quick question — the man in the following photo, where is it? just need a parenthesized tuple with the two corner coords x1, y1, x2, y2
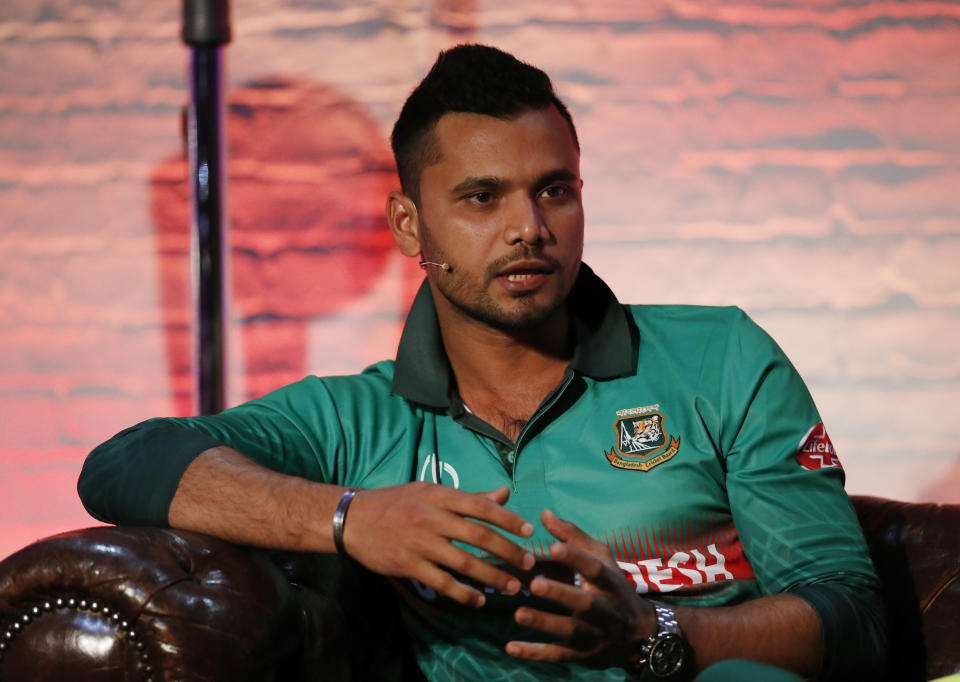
(80, 45, 885, 681)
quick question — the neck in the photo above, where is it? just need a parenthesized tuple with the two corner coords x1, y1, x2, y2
(443, 311, 571, 386)
(433, 294, 573, 440)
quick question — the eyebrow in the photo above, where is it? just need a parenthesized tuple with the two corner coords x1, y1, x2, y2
(451, 175, 508, 195)
(534, 169, 579, 188)
(451, 169, 579, 195)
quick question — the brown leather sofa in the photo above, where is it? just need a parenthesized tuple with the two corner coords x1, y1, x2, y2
(1, 495, 957, 681)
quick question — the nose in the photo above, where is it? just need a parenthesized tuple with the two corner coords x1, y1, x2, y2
(504, 196, 548, 245)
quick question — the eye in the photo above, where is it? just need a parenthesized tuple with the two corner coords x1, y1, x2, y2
(468, 191, 494, 205)
(539, 184, 572, 200)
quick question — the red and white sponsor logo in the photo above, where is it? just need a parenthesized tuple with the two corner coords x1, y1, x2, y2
(404, 521, 755, 604)
(617, 543, 740, 593)
(796, 422, 841, 470)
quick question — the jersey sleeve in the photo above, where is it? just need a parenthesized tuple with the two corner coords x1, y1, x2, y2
(79, 367, 416, 528)
(78, 419, 226, 526)
(718, 311, 886, 679)
(718, 310, 878, 595)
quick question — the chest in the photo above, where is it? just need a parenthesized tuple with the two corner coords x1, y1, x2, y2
(417, 379, 732, 545)
(400, 378, 757, 607)
(459, 379, 562, 443)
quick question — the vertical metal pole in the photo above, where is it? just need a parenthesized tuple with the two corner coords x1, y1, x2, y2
(182, 0, 231, 415)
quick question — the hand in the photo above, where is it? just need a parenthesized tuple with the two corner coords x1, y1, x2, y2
(342, 482, 535, 607)
(505, 509, 655, 669)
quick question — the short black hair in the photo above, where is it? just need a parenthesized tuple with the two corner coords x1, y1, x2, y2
(391, 44, 579, 204)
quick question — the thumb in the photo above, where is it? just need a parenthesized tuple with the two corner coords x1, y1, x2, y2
(481, 485, 511, 506)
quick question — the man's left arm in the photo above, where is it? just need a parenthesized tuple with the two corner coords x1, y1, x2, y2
(506, 510, 884, 679)
(506, 310, 887, 679)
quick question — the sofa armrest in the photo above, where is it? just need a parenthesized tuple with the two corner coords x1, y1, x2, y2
(850, 495, 960, 682)
(0, 526, 348, 681)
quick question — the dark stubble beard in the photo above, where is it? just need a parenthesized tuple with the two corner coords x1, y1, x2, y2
(427, 242, 570, 333)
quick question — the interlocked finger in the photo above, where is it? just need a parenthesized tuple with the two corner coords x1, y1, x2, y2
(548, 541, 623, 592)
(424, 540, 524, 596)
(440, 487, 535, 540)
(528, 575, 595, 612)
(444, 512, 535, 572)
(514, 606, 604, 648)
(505, 640, 589, 663)
(411, 561, 486, 607)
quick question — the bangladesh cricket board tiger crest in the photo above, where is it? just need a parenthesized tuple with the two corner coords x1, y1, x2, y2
(605, 404, 681, 471)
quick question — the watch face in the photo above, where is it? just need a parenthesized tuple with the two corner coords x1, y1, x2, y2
(648, 633, 686, 677)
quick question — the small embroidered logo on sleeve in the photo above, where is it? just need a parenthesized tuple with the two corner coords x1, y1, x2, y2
(796, 422, 842, 470)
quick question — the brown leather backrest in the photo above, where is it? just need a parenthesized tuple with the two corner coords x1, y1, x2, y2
(851, 495, 960, 682)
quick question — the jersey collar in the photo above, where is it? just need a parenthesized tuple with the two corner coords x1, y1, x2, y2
(391, 263, 638, 410)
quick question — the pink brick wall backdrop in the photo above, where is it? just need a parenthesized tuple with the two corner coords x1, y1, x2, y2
(1, 0, 958, 559)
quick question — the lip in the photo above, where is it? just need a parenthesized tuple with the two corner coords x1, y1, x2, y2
(494, 259, 554, 294)
(497, 259, 554, 276)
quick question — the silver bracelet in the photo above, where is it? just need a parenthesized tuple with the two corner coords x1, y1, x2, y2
(332, 488, 360, 557)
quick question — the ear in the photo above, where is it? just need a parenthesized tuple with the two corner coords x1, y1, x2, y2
(386, 190, 422, 258)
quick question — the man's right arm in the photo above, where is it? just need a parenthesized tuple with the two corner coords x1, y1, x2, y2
(170, 445, 535, 605)
(79, 423, 536, 607)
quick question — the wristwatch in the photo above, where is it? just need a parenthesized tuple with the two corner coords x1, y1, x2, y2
(630, 599, 689, 679)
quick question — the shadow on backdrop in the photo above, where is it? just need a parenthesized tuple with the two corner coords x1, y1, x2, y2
(149, 77, 423, 415)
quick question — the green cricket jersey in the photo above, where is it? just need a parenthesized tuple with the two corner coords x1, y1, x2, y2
(80, 265, 881, 681)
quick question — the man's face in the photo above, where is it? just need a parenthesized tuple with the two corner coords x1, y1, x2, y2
(415, 106, 584, 332)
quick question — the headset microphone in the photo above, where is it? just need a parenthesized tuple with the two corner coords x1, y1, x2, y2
(419, 261, 451, 272)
